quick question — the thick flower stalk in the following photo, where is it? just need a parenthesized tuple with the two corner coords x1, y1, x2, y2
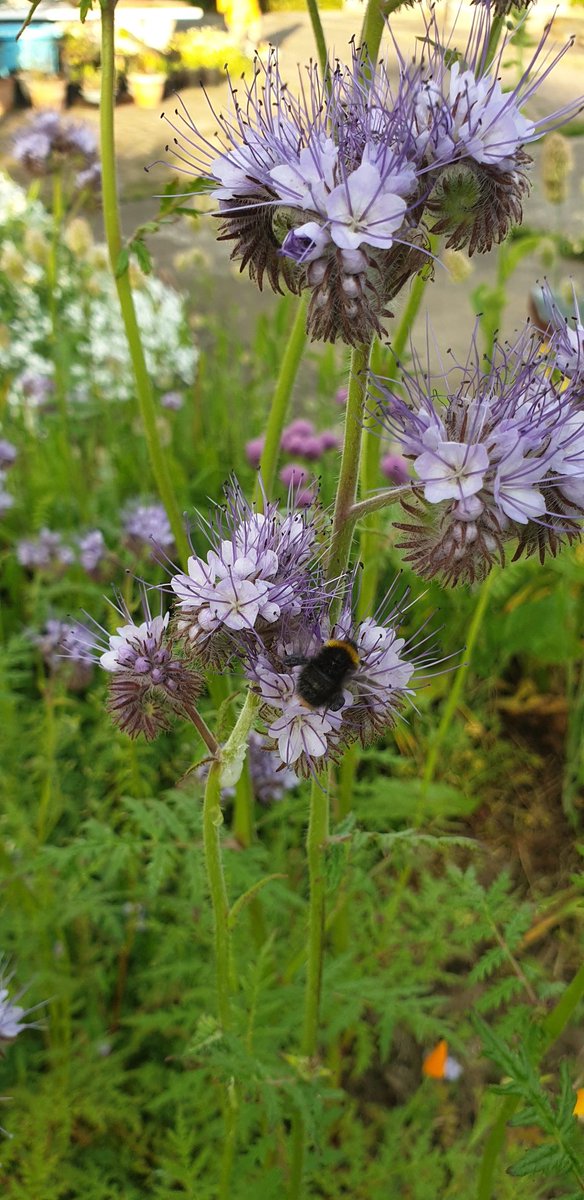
(170, 478, 325, 664)
(154, 10, 580, 345)
(374, 325, 584, 584)
(246, 584, 435, 778)
(78, 593, 203, 740)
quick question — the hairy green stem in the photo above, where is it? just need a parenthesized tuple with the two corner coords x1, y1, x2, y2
(202, 759, 231, 1033)
(477, 959, 584, 1199)
(360, 0, 404, 62)
(289, 773, 329, 1198)
(306, 0, 328, 76)
(99, 1, 189, 565)
(423, 569, 496, 788)
(254, 295, 308, 508)
(327, 341, 372, 588)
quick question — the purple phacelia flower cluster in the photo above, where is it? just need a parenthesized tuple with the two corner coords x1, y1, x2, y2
(0, 439, 17, 517)
(375, 323, 584, 584)
(12, 111, 101, 194)
(81, 594, 202, 740)
(123, 501, 174, 557)
(171, 479, 322, 665)
(17, 528, 108, 577)
(247, 588, 430, 777)
(535, 281, 584, 385)
(155, 9, 581, 344)
(75, 478, 439, 769)
(35, 619, 95, 691)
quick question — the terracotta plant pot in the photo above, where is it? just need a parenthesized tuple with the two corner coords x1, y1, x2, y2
(0, 75, 15, 118)
(126, 72, 166, 110)
(21, 74, 68, 110)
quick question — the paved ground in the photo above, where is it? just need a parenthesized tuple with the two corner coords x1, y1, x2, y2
(1, 6, 584, 358)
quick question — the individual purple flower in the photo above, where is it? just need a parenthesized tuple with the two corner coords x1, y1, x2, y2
(170, 478, 323, 665)
(279, 463, 309, 489)
(280, 419, 315, 453)
(318, 430, 340, 452)
(247, 586, 428, 777)
(77, 529, 107, 576)
(35, 619, 94, 691)
(0, 475, 14, 515)
(0, 440, 17, 469)
(408, 8, 582, 253)
(245, 435, 265, 469)
(17, 529, 75, 572)
(18, 371, 55, 408)
(123, 502, 174, 556)
(13, 111, 100, 186)
(0, 959, 44, 1047)
(374, 325, 584, 583)
(334, 387, 348, 406)
(79, 593, 202, 740)
(160, 390, 184, 411)
(154, 44, 430, 344)
(381, 451, 409, 485)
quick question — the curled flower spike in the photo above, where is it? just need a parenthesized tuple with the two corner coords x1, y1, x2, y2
(246, 583, 435, 778)
(170, 477, 325, 666)
(405, 8, 582, 253)
(153, 43, 432, 344)
(12, 111, 100, 188)
(373, 324, 584, 584)
(534, 280, 584, 385)
(122, 501, 175, 556)
(76, 592, 202, 740)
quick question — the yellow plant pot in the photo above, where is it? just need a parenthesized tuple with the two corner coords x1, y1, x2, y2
(22, 75, 68, 111)
(127, 72, 166, 110)
(0, 76, 16, 119)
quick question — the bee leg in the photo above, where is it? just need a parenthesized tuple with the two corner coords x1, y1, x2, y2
(283, 654, 310, 667)
(328, 693, 345, 713)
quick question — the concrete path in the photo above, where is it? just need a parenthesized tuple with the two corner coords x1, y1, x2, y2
(1, 5, 583, 360)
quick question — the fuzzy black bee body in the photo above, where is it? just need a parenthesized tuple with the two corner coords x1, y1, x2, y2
(292, 638, 360, 712)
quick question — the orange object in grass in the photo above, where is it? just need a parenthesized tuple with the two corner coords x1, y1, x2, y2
(574, 1088, 584, 1118)
(423, 1040, 448, 1079)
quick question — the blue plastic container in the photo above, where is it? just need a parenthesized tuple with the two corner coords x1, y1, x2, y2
(0, 22, 60, 77)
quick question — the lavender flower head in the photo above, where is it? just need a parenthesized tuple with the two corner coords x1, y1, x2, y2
(13, 111, 100, 189)
(123, 502, 174, 556)
(17, 529, 75, 572)
(155, 43, 431, 344)
(170, 478, 323, 666)
(154, 11, 581, 342)
(77, 529, 107, 576)
(79, 593, 202, 740)
(375, 324, 584, 584)
(35, 619, 94, 691)
(0, 440, 17, 469)
(0, 959, 43, 1046)
(247, 584, 429, 777)
(535, 281, 584, 384)
(407, 9, 582, 254)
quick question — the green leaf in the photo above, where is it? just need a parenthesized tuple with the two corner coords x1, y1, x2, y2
(354, 776, 479, 821)
(134, 240, 153, 275)
(228, 873, 287, 929)
(79, 0, 94, 20)
(115, 246, 130, 278)
(507, 1142, 572, 1177)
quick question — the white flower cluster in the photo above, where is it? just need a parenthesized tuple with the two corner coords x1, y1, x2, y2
(0, 170, 198, 406)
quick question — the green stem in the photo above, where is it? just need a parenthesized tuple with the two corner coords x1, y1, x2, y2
(423, 569, 496, 788)
(360, 0, 404, 63)
(254, 295, 308, 509)
(306, 0, 328, 76)
(477, 959, 584, 1200)
(484, 13, 505, 71)
(358, 267, 431, 618)
(99, 2, 189, 566)
(327, 341, 372, 589)
(289, 773, 329, 1198)
(202, 759, 231, 1032)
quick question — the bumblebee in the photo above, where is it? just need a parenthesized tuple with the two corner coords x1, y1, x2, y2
(286, 638, 360, 712)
